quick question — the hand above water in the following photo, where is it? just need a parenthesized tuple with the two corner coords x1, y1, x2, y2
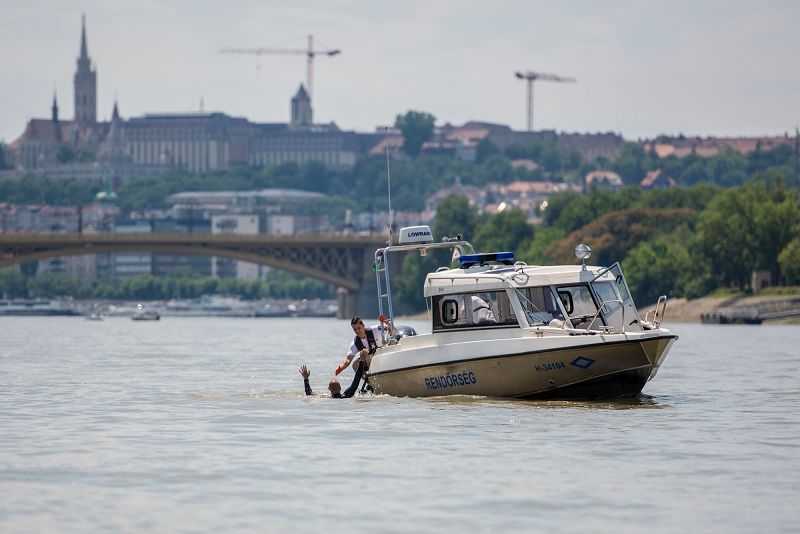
(298, 365, 310, 379)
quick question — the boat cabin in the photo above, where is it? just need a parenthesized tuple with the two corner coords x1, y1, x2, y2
(424, 253, 643, 334)
(374, 227, 650, 339)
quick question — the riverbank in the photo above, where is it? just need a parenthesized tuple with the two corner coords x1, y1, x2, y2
(642, 290, 800, 324)
(0, 296, 338, 318)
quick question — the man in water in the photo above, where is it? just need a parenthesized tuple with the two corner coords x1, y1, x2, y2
(334, 315, 394, 376)
(299, 361, 366, 398)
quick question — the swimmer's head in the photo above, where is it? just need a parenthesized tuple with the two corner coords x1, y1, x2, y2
(328, 379, 342, 396)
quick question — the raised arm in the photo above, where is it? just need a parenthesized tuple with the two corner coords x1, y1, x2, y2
(341, 362, 366, 398)
(299, 365, 313, 396)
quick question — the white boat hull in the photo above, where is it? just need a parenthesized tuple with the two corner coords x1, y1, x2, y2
(367, 329, 676, 399)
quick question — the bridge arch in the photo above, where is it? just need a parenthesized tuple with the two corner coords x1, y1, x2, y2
(8, 243, 360, 289)
(0, 233, 386, 315)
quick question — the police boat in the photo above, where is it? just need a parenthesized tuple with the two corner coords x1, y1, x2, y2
(365, 226, 677, 399)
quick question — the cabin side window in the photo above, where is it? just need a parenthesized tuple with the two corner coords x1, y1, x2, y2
(433, 290, 519, 331)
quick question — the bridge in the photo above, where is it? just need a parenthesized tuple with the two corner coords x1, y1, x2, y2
(0, 233, 388, 319)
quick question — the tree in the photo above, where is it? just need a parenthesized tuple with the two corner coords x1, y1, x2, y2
(475, 138, 499, 163)
(20, 261, 38, 278)
(749, 178, 800, 280)
(623, 239, 680, 305)
(697, 179, 800, 289)
(394, 253, 435, 313)
(779, 238, 800, 285)
(611, 143, 649, 185)
(433, 195, 479, 242)
(623, 235, 715, 304)
(473, 208, 533, 253)
(697, 185, 754, 290)
(395, 111, 435, 158)
(545, 207, 697, 266)
(518, 226, 565, 265)
(0, 268, 27, 298)
(0, 143, 9, 170)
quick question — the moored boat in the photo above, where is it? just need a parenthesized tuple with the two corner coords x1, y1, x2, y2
(132, 304, 160, 321)
(366, 227, 676, 400)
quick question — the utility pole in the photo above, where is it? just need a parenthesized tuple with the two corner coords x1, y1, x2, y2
(514, 70, 576, 131)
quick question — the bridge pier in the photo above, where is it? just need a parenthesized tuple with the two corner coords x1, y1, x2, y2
(336, 280, 379, 320)
(336, 288, 356, 320)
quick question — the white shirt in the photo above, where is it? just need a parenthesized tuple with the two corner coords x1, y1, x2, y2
(470, 296, 496, 324)
(346, 326, 384, 359)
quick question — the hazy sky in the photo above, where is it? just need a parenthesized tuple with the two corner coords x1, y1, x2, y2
(2, 0, 798, 143)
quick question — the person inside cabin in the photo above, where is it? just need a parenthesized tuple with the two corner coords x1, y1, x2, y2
(334, 315, 394, 376)
(299, 361, 366, 398)
(470, 295, 497, 324)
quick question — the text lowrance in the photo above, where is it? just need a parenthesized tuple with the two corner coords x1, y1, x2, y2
(425, 371, 477, 391)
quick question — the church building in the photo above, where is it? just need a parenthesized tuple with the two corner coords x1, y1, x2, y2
(9, 16, 377, 177)
(11, 16, 113, 170)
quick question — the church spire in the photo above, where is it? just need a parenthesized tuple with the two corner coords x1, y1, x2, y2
(74, 14, 97, 125)
(80, 14, 89, 61)
(112, 100, 120, 121)
(51, 91, 59, 123)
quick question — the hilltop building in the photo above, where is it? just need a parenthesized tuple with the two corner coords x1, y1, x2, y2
(437, 122, 626, 162)
(640, 169, 677, 190)
(9, 16, 638, 180)
(369, 122, 626, 163)
(585, 170, 624, 191)
(11, 15, 108, 170)
(8, 18, 379, 177)
(291, 84, 313, 127)
(642, 135, 795, 159)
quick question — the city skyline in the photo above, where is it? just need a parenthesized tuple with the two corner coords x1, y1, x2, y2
(1, 0, 798, 143)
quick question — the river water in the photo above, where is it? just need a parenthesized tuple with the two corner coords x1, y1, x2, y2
(0, 317, 798, 533)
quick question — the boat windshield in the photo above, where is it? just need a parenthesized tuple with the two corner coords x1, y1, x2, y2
(555, 284, 602, 329)
(432, 290, 519, 331)
(591, 263, 642, 332)
(517, 286, 567, 327)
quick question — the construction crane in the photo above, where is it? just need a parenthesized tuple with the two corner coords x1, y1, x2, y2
(514, 71, 576, 131)
(220, 35, 340, 101)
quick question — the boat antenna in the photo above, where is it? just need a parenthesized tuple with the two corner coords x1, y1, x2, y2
(385, 143, 394, 244)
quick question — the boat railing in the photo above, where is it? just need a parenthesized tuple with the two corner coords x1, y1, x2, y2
(374, 239, 473, 338)
(644, 295, 668, 328)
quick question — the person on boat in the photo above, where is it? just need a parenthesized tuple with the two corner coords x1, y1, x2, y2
(334, 315, 394, 376)
(469, 295, 496, 324)
(299, 362, 366, 398)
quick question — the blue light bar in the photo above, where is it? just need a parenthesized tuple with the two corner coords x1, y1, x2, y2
(459, 252, 515, 268)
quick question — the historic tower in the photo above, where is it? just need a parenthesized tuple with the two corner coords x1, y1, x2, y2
(51, 92, 62, 142)
(51, 92, 59, 123)
(73, 15, 97, 125)
(290, 84, 313, 127)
